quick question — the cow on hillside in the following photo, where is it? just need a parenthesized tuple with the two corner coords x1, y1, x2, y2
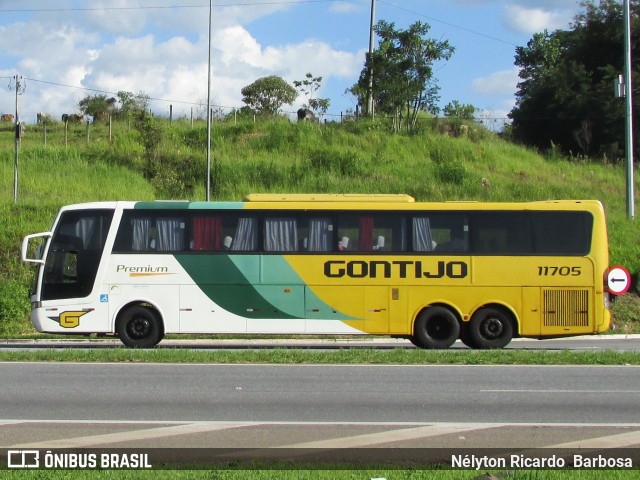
(297, 108, 317, 122)
(37, 112, 52, 124)
(62, 113, 83, 123)
(1, 113, 14, 122)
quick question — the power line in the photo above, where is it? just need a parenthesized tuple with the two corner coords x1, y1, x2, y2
(2, 0, 517, 48)
(377, 0, 518, 47)
(0, 0, 333, 13)
(26, 77, 207, 108)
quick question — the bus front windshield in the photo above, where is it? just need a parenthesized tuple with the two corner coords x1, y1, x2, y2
(41, 210, 114, 301)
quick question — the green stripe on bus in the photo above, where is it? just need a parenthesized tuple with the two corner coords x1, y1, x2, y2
(174, 254, 356, 320)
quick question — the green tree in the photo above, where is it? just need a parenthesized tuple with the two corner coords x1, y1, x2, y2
(444, 100, 476, 120)
(78, 94, 117, 121)
(134, 112, 164, 178)
(241, 76, 297, 116)
(509, 0, 640, 159)
(117, 90, 150, 119)
(293, 72, 331, 117)
(351, 20, 454, 131)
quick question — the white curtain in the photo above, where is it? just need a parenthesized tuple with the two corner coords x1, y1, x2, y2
(264, 218, 298, 251)
(156, 218, 185, 251)
(131, 218, 152, 251)
(308, 218, 331, 252)
(231, 217, 258, 251)
(413, 217, 433, 252)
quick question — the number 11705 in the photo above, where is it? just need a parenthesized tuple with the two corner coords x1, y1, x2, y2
(538, 266, 581, 276)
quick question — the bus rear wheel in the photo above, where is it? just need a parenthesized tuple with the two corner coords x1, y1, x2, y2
(412, 306, 460, 349)
(116, 306, 164, 348)
(467, 307, 513, 349)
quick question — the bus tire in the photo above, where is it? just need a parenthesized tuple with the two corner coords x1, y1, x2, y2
(468, 307, 513, 349)
(116, 306, 164, 348)
(459, 325, 479, 349)
(412, 306, 460, 349)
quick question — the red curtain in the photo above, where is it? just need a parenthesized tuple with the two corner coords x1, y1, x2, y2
(192, 216, 222, 250)
(358, 216, 374, 251)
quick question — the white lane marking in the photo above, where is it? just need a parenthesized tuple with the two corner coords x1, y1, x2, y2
(278, 424, 499, 449)
(545, 430, 640, 449)
(7, 422, 255, 449)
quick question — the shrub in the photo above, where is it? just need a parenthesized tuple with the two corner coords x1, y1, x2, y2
(431, 147, 467, 185)
(307, 149, 363, 176)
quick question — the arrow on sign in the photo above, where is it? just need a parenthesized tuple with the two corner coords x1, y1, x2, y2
(607, 265, 631, 295)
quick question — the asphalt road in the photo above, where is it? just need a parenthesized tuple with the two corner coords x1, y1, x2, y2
(2, 363, 639, 424)
(2, 362, 640, 462)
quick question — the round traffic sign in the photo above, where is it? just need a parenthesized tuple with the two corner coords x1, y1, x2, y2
(607, 265, 631, 295)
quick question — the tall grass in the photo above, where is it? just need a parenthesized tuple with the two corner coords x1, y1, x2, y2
(1, 117, 639, 333)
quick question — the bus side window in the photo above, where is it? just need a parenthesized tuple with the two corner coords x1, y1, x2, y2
(415, 215, 468, 253)
(533, 212, 592, 254)
(337, 214, 371, 252)
(471, 212, 530, 254)
(413, 217, 435, 251)
(297, 217, 332, 252)
(338, 214, 406, 252)
(264, 217, 298, 251)
(228, 216, 258, 251)
(114, 213, 186, 252)
(155, 218, 185, 251)
(192, 216, 223, 251)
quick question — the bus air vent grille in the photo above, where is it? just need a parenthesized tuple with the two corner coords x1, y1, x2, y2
(543, 289, 590, 327)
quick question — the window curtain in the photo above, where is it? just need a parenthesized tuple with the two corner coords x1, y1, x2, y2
(308, 218, 331, 252)
(358, 216, 374, 251)
(156, 218, 185, 251)
(131, 218, 152, 251)
(413, 217, 433, 251)
(193, 216, 222, 251)
(70, 217, 96, 249)
(264, 218, 298, 251)
(231, 217, 258, 251)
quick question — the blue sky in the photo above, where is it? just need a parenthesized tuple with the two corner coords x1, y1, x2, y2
(0, 0, 583, 126)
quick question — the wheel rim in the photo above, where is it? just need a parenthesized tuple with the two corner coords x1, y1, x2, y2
(127, 317, 151, 339)
(480, 316, 504, 339)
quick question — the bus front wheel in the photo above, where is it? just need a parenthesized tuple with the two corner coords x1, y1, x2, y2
(116, 306, 164, 348)
(467, 307, 513, 349)
(412, 306, 460, 349)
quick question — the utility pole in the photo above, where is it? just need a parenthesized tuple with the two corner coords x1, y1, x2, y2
(11, 74, 25, 203)
(367, 0, 375, 118)
(205, 0, 213, 201)
(623, 0, 635, 219)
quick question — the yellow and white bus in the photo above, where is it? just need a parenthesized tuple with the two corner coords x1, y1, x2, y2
(21, 194, 611, 348)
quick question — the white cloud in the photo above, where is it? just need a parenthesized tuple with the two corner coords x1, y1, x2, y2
(472, 67, 519, 96)
(503, 4, 574, 34)
(1, 13, 360, 121)
(329, 2, 361, 14)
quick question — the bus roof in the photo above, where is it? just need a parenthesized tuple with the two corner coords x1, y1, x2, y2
(58, 198, 605, 214)
(243, 194, 415, 203)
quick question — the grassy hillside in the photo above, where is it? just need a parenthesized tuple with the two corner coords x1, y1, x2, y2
(1, 117, 638, 335)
